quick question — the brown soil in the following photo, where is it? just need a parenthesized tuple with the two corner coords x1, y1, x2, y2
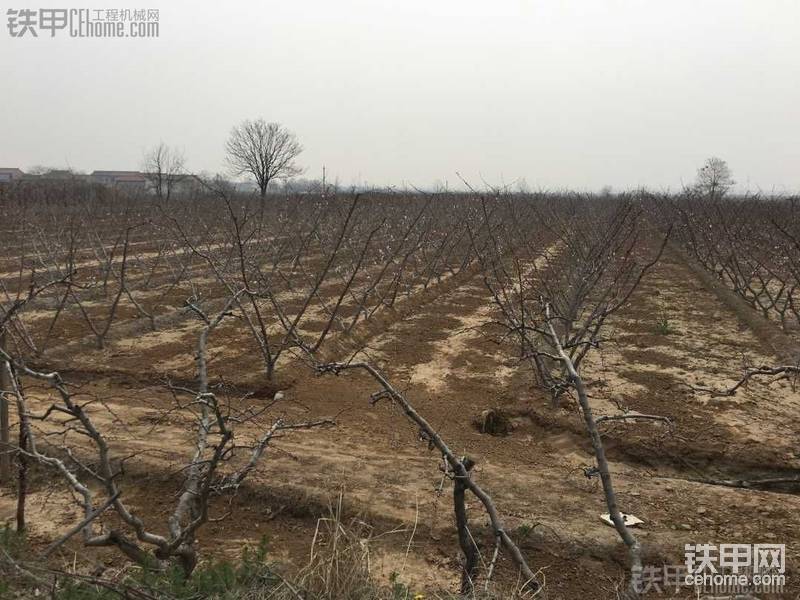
(2, 246, 799, 599)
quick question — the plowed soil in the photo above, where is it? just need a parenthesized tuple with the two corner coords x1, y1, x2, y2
(2, 245, 799, 599)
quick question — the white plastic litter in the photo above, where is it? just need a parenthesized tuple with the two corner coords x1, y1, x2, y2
(600, 513, 643, 528)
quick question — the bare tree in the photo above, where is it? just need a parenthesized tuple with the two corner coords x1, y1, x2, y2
(315, 360, 540, 594)
(143, 143, 186, 203)
(1, 266, 74, 483)
(225, 119, 303, 199)
(0, 291, 334, 576)
(539, 305, 644, 598)
(694, 156, 734, 199)
(0, 331, 9, 483)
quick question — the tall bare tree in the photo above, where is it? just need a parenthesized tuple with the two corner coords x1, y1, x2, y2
(225, 119, 303, 199)
(143, 143, 186, 203)
(694, 156, 734, 199)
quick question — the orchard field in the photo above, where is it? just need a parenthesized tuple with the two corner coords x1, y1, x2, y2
(1, 182, 799, 599)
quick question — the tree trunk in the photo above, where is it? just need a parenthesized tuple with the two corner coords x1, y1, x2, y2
(0, 331, 10, 484)
(259, 181, 268, 221)
(454, 457, 479, 594)
(571, 364, 642, 597)
(266, 358, 275, 381)
(16, 413, 27, 532)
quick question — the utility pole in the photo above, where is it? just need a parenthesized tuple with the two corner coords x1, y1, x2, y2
(322, 165, 326, 198)
(0, 330, 10, 483)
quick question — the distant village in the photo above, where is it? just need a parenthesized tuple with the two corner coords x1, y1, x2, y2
(0, 167, 224, 195)
(0, 167, 333, 196)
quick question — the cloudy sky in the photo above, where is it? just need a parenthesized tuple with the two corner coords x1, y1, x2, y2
(1, 0, 798, 192)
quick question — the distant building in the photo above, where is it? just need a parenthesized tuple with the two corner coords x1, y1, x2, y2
(37, 169, 80, 181)
(91, 170, 147, 189)
(166, 173, 207, 196)
(2, 168, 215, 196)
(0, 168, 25, 183)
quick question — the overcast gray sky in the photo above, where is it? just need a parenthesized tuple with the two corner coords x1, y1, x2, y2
(2, 0, 798, 192)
